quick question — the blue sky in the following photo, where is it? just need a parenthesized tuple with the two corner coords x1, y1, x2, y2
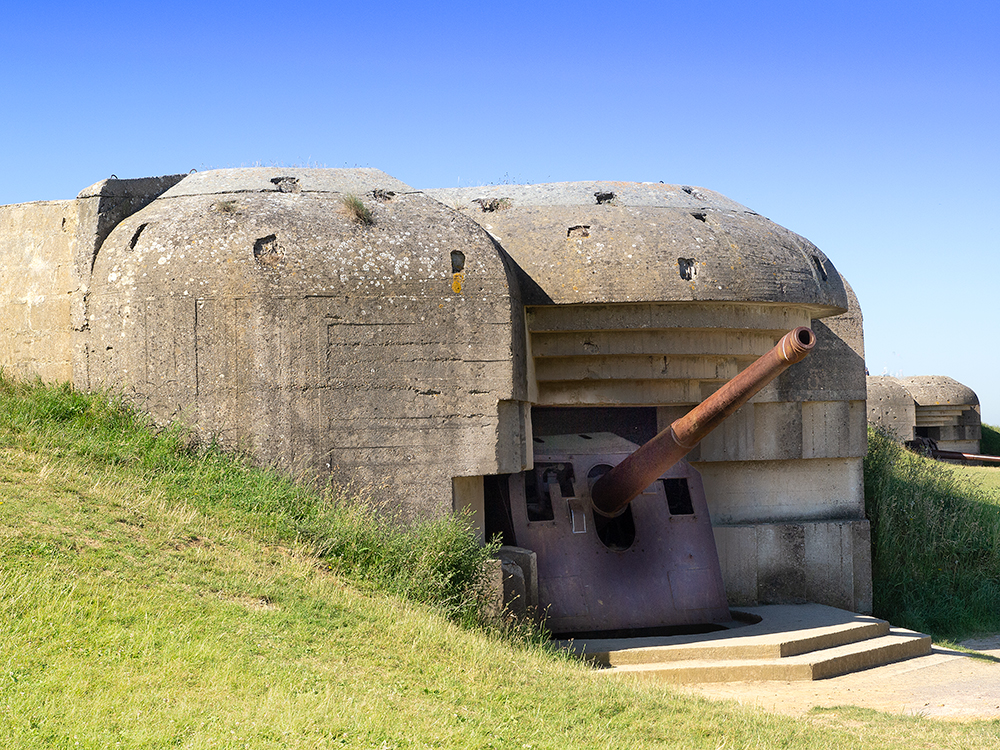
(3, 1, 998, 419)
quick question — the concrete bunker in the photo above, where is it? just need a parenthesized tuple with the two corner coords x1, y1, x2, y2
(1, 169, 871, 635)
(900, 376, 982, 454)
(867, 375, 982, 454)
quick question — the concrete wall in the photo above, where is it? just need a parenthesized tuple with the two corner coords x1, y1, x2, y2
(0, 201, 78, 381)
(0, 175, 186, 384)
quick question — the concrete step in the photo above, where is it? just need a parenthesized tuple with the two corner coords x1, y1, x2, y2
(562, 604, 934, 683)
(604, 628, 932, 683)
(579, 615, 888, 667)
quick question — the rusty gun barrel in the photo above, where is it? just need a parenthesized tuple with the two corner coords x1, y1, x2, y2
(590, 326, 817, 518)
(905, 438, 1000, 465)
(934, 450, 1000, 464)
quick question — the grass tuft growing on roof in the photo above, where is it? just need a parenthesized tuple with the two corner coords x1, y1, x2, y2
(341, 192, 374, 225)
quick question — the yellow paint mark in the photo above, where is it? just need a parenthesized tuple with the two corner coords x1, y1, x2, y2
(452, 271, 464, 294)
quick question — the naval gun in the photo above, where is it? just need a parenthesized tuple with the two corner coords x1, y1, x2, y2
(508, 327, 817, 636)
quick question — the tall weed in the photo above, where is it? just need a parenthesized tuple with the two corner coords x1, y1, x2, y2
(981, 423, 1000, 457)
(865, 427, 1000, 637)
(308, 492, 499, 627)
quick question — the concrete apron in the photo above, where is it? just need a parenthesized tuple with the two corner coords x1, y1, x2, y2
(565, 604, 1000, 720)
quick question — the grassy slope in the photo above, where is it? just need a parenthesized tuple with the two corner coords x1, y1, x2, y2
(980, 424, 1000, 457)
(951, 463, 1000, 494)
(865, 428, 1000, 637)
(2, 383, 1000, 748)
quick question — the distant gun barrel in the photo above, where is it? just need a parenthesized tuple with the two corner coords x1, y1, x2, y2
(905, 438, 1000, 465)
(935, 450, 1000, 464)
(590, 326, 817, 518)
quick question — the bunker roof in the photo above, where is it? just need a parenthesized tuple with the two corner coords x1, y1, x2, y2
(425, 181, 849, 315)
(88, 168, 517, 305)
(899, 376, 980, 407)
(155, 167, 414, 198)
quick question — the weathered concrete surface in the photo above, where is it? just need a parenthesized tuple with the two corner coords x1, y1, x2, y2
(714, 520, 871, 611)
(789, 278, 866, 405)
(496, 545, 538, 617)
(901, 375, 981, 409)
(574, 604, 890, 665)
(436, 181, 868, 613)
(578, 604, 930, 682)
(74, 174, 186, 280)
(83, 168, 530, 519)
(867, 375, 918, 441)
(0, 175, 185, 384)
(527, 302, 818, 407)
(0, 201, 78, 381)
(575, 606, 1000, 721)
(698, 458, 864, 524)
(71, 175, 188, 380)
(155, 167, 412, 198)
(427, 182, 848, 312)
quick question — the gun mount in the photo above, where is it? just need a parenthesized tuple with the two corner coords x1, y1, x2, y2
(508, 327, 817, 636)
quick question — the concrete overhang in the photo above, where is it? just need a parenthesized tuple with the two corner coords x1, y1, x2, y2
(899, 376, 980, 407)
(425, 182, 848, 317)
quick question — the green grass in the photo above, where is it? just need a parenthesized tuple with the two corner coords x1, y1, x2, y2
(865, 427, 1000, 637)
(0, 378, 501, 631)
(981, 423, 1000, 457)
(341, 193, 374, 225)
(2, 380, 1000, 747)
(951, 462, 1000, 494)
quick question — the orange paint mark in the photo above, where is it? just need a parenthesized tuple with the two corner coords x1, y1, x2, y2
(452, 271, 464, 294)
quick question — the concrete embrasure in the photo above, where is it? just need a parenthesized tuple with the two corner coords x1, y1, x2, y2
(521, 291, 870, 613)
(867, 375, 983, 450)
(445, 180, 869, 614)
